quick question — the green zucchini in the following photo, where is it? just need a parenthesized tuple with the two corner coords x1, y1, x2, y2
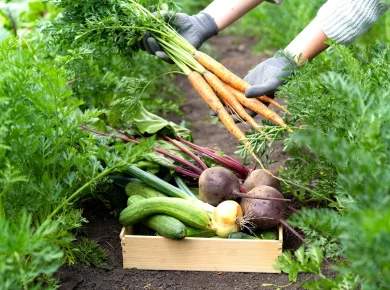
(127, 195, 145, 207)
(186, 226, 216, 238)
(126, 165, 190, 199)
(142, 215, 187, 240)
(120, 197, 210, 229)
(228, 232, 258, 240)
(127, 195, 187, 239)
(125, 181, 167, 198)
(260, 231, 278, 240)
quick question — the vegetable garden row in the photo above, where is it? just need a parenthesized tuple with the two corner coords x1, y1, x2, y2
(1, 0, 390, 289)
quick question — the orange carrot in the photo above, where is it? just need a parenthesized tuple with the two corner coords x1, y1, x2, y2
(187, 71, 253, 150)
(230, 87, 289, 129)
(194, 51, 290, 114)
(258, 95, 291, 115)
(202, 71, 269, 138)
(194, 51, 250, 92)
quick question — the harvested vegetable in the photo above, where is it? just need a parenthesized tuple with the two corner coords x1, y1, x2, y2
(227, 232, 258, 240)
(240, 185, 287, 230)
(243, 169, 282, 192)
(199, 167, 289, 206)
(125, 180, 168, 198)
(127, 195, 187, 240)
(185, 226, 216, 238)
(123, 1, 290, 142)
(210, 200, 243, 238)
(119, 197, 210, 229)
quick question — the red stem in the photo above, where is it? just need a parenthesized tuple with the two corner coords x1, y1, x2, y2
(154, 146, 203, 174)
(80, 126, 202, 174)
(163, 135, 208, 171)
(174, 167, 200, 179)
(176, 136, 249, 176)
(279, 219, 332, 266)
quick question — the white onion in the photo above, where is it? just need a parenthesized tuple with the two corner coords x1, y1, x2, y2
(211, 200, 243, 238)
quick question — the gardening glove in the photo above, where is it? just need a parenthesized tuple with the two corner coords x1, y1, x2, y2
(244, 52, 298, 98)
(138, 11, 218, 63)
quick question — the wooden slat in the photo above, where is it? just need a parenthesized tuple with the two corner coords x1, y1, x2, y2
(120, 226, 283, 273)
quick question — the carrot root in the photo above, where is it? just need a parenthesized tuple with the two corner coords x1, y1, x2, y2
(202, 71, 270, 140)
(258, 95, 292, 115)
(230, 87, 290, 129)
(194, 51, 250, 92)
(187, 71, 252, 151)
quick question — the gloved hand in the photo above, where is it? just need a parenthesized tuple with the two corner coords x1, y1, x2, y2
(209, 52, 297, 123)
(244, 52, 298, 98)
(138, 11, 218, 63)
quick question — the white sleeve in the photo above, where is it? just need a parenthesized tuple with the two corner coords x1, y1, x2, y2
(317, 0, 389, 44)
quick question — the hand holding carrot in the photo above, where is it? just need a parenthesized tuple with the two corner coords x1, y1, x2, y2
(138, 11, 218, 63)
(244, 52, 298, 98)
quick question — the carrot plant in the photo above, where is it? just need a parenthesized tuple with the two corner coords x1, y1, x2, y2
(44, 0, 291, 159)
(0, 0, 185, 124)
(0, 35, 157, 288)
(261, 42, 390, 288)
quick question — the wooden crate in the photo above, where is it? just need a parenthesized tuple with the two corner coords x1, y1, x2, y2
(119, 225, 283, 273)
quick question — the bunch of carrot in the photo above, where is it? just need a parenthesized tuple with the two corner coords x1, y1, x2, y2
(128, 1, 291, 153)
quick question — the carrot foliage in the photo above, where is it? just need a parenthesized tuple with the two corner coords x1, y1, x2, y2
(270, 42, 390, 288)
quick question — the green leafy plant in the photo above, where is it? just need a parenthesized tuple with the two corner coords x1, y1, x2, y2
(43, 0, 185, 122)
(265, 42, 390, 288)
(0, 34, 154, 287)
(276, 246, 324, 283)
(0, 212, 63, 290)
(73, 237, 109, 266)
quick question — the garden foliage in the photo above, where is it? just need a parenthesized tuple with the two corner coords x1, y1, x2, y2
(274, 42, 390, 289)
(1, 0, 390, 289)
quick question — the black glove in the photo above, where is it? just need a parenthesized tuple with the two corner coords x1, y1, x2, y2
(138, 11, 218, 63)
(244, 52, 298, 98)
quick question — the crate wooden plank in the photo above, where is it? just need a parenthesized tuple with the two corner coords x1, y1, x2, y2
(120, 226, 283, 273)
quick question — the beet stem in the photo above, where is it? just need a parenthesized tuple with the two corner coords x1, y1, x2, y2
(173, 167, 200, 179)
(279, 219, 332, 267)
(155, 146, 203, 174)
(287, 205, 300, 214)
(80, 126, 203, 175)
(240, 185, 248, 193)
(235, 192, 290, 202)
(176, 136, 249, 176)
(280, 219, 306, 244)
(163, 135, 208, 171)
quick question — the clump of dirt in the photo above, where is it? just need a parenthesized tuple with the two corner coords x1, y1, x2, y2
(56, 36, 327, 290)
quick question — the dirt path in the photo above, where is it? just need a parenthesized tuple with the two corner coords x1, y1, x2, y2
(56, 36, 320, 290)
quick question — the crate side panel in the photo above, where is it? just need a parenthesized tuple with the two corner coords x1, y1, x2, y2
(122, 236, 281, 273)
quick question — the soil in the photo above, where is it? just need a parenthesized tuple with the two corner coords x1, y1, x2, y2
(56, 36, 331, 290)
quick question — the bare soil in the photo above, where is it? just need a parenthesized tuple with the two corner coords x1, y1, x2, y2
(56, 36, 331, 290)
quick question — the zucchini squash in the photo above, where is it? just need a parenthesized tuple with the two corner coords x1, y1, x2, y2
(127, 195, 187, 239)
(120, 197, 210, 228)
(186, 226, 216, 238)
(125, 181, 167, 198)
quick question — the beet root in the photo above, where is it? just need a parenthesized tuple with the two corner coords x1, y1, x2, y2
(243, 169, 282, 192)
(240, 185, 286, 230)
(198, 167, 241, 206)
